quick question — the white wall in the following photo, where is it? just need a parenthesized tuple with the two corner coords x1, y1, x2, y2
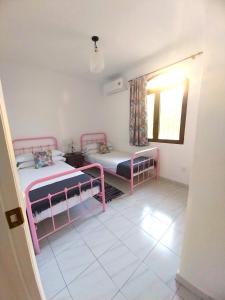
(0, 51, 203, 185)
(102, 48, 204, 185)
(0, 63, 103, 151)
(178, 1, 225, 299)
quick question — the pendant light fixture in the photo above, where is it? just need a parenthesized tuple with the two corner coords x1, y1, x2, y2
(90, 36, 104, 73)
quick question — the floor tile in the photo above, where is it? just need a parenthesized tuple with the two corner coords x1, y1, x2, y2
(48, 225, 84, 256)
(83, 197, 103, 211)
(167, 276, 180, 292)
(160, 226, 184, 256)
(112, 291, 127, 300)
(135, 194, 160, 209)
(122, 227, 157, 259)
(56, 242, 96, 284)
(121, 263, 174, 300)
(81, 226, 118, 257)
(97, 206, 120, 223)
(74, 216, 102, 235)
(170, 188, 188, 202)
(38, 258, 66, 299)
(98, 241, 140, 289)
(168, 193, 187, 206)
(51, 288, 72, 300)
(156, 197, 185, 216)
(172, 295, 184, 300)
(36, 239, 54, 268)
(104, 214, 134, 239)
(36, 179, 188, 300)
(120, 204, 150, 224)
(69, 201, 92, 220)
(109, 196, 137, 212)
(139, 213, 170, 240)
(68, 261, 118, 300)
(144, 243, 180, 284)
(37, 218, 54, 237)
(150, 208, 175, 225)
(145, 181, 177, 197)
(172, 212, 186, 233)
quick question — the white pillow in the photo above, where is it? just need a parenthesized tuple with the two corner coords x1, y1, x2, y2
(52, 149, 65, 157)
(17, 160, 34, 169)
(16, 153, 33, 163)
(84, 143, 98, 154)
(16, 150, 64, 163)
(53, 156, 66, 162)
(17, 155, 65, 170)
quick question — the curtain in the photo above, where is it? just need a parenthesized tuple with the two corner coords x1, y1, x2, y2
(129, 77, 149, 146)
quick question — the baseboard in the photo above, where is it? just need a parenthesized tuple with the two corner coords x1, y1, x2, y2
(176, 272, 216, 300)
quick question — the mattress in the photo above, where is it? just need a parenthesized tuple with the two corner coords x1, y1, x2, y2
(18, 161, 99, 223)
(85, 151, 131, 173)
(85, 151, 155, 179)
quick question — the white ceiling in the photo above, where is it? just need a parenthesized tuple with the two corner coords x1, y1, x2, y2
(0, 0, 204, 80)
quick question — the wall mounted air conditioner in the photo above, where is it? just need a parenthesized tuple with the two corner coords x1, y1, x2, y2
(103, 77, 127, 95)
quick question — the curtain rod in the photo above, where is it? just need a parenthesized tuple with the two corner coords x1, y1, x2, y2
(128, 51, 203, 82)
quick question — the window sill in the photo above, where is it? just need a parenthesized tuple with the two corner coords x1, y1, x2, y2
(148, 139, 184, 145)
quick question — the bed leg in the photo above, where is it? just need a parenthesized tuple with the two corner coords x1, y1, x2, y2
(156, 148, 160, 180)
(100, 167, 106, 212)
(130, 178, 134, 194)
(26, 207, 40, 255)
(130, 155, 134, 194)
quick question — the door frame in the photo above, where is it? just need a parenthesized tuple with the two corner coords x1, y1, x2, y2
(0, 80, 45, 300)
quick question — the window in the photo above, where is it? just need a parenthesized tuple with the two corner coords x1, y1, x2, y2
(146, 71, 189, 144)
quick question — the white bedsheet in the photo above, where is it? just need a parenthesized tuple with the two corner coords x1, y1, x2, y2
(18, 161, 83, 191)
(85, 151, 131, 173)
(18, 161, 99, 223)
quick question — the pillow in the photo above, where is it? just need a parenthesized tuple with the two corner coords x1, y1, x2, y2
(53, 156, 66, 162)
(84, 143, 98, 154)
(17, 160, 35, 169)
(16, 152, 33, 164)
(16, 155, 64, 169)
(98, 143, 110, 154)
(51, 149, 65, 157)
(34, 150, 54, 169)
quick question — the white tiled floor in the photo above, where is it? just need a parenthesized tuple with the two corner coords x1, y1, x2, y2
(36, 177, 203, 300)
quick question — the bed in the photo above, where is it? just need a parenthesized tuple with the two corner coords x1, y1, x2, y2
(80, 132, 159, 192)
(13, 136, 106, 255)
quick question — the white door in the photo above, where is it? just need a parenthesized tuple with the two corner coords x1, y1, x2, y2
(0, 80, 45, 300)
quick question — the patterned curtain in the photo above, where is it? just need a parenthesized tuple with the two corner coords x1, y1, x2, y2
(129, 77, 149, 146)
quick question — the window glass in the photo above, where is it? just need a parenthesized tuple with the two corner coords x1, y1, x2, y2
(147, 93, 155, 139)
(158, 84, 184, 140)
(146, 71, 188, 144)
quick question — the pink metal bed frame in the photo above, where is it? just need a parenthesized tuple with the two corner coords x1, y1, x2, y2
(80, 132, 160, 193)
(13, 136, 106, 255)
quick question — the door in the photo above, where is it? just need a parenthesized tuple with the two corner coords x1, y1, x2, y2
(0, 80, 45, 300)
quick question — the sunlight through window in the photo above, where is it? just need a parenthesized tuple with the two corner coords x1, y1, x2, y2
(146, 69, 188, 143)
(146, 69, 185, 90)
(147, 94, 155, 139)
(159, 84, 184, 140)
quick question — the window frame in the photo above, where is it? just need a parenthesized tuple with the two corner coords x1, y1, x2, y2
(147, 78, 189, 144)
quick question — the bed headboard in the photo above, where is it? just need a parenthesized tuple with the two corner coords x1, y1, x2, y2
(13, 136, 58, 155)
(80, 132, 107, 151)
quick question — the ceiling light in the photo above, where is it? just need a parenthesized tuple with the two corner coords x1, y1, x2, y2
(90, 36, 104, 73)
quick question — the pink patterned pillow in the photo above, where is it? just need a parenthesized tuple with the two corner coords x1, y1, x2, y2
(33, 150, 54, 169)
(98, 143, 110, 154)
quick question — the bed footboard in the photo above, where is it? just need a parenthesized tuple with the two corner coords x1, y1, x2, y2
(25, 163, 105, 255)
(130, 147, 159, 193)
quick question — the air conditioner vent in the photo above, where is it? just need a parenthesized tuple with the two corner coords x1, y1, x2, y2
(103, 77, 127, 95)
